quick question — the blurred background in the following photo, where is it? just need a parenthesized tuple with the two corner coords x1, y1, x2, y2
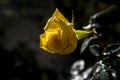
(0, 0, 120, 80)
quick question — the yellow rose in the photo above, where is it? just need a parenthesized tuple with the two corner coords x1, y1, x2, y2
(40, 8, 77, 55)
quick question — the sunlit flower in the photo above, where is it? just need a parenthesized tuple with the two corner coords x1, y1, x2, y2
(40, 8, 77, 54)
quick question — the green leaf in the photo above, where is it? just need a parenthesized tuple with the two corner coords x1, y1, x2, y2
(75, 30, 91, 40)
(80, 36, 93, 53)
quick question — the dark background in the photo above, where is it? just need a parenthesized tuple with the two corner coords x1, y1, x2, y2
(0, 0, 120, 80)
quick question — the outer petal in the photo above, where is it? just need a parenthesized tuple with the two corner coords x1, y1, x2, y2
(53, 8, 68, 22)
(40, 33, 47, 51)
(44, 8, 68, 31)
(44, 17, 61, 31)
(61, 24, 77, 54)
